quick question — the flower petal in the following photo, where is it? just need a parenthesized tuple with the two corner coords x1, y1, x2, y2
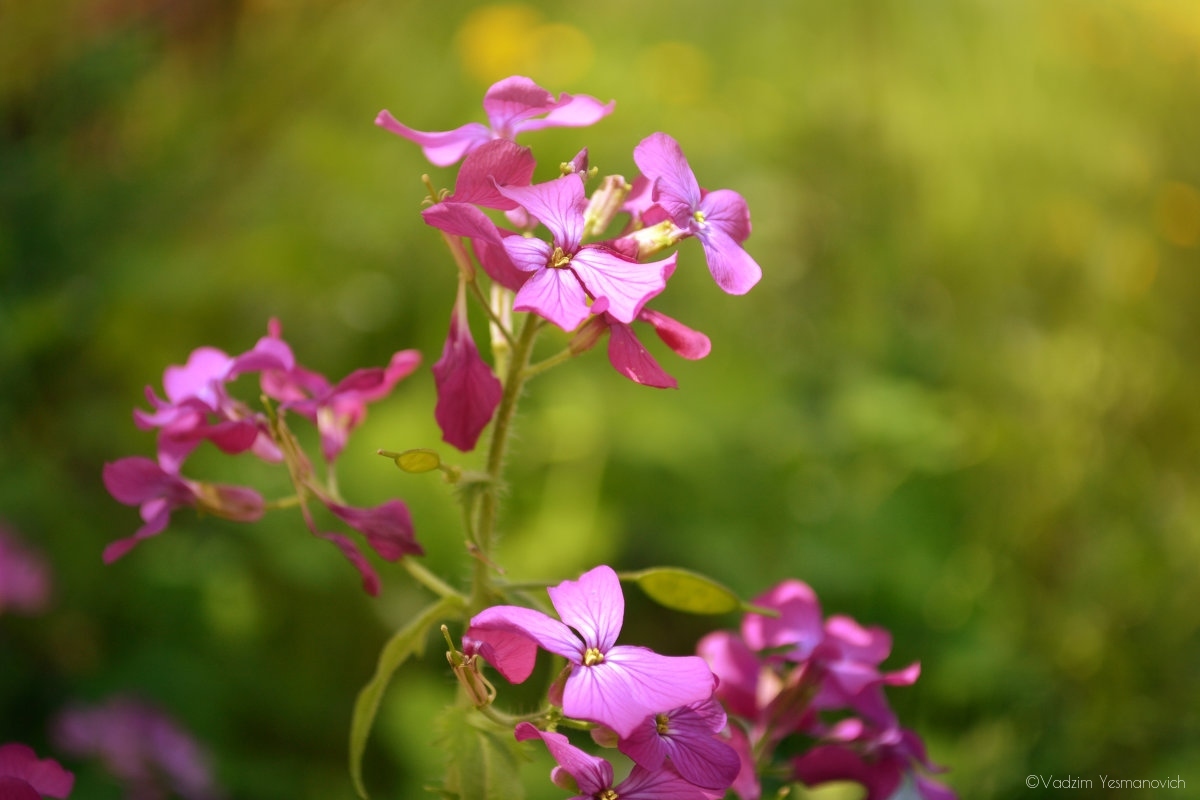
(374, 110, 491, 167)
(632, 133, 702, 226)
(514, 723, 613, 797)
(511, 266, 591, 331)
(432, 294, 502, 451)
(607, 321, 677, 389)
(546, 564, 624, 650)
(570, 247, 673, 324)
(696, 227, 762, 295)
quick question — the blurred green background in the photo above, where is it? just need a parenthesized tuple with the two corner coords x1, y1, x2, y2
(3, 0, 1199, 797)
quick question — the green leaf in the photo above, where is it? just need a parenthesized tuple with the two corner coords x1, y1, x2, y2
(628, 566, 743, 615)
(435, 705, 526, 800)
(350, 595, 463, 799)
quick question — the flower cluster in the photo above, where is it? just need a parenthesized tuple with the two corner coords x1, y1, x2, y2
(103, 320, 421, 594)
(51, 696, 221, 800)
(467, 565, 741, 797)
(698, 580, 956, 800)
(377, 75, 761, 451)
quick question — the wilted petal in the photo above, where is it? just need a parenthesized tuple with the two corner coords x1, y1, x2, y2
(318, 531, 380, 596)
(327, 499, 422, 561)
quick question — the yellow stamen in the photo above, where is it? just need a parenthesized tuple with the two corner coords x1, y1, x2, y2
(583, 647, 605, 666)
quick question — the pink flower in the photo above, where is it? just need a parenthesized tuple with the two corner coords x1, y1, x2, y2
(432, 285, 502, 452)
(468, 565, 716, 737)
(792, 720, 956, 800)
(101, 457, 264, 564)
(0, 742, 74, 799)
(376, 75, 613, 167)
(52, 696, 221, 800)
(261, 321, 420, 463)
(600, 307, 712, 389)
(514, 723, 723, 800)
(612, 697, 740, 791)
(134, 336, 293, 472)
(0, 524, 52, 616)
(497, 176, 675, 331)
(633, 132, 762, 295)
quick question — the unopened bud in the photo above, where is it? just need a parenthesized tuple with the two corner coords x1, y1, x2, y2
(614, 220, 686, 259)
(443, 625, 496, 708)
(583, 175, 632, 240)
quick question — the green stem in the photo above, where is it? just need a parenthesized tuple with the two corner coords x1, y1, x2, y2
(403, 558, 465, 601)
(522, 346, 576, 381)
(469, 313, 542, 609)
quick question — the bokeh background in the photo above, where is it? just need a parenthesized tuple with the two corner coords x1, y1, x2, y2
(3, 0, 1199, 797)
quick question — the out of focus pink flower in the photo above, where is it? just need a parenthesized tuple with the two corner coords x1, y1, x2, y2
(51, 697, 221, 800)
(0, 742, 74, 799)
(0, 524, 52, 616)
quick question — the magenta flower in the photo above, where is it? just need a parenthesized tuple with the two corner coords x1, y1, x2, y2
(432, 285, 502, 452)
(134, 336, 293, 472)
(468, 565, 716, 737)
(497, 176, 676, 331)
(632, 132, 762, 295)
(51, 696, 221, 800)
(603, 307, 711, 389)
(613, 697, 740, 791)
(792, 720, 956, 800)
(514, 723, 723, 800)
(0, 742, 74, 799)
(0, 524, 52, 616)
(102, 457, 264, 564)
(261, 321, 420, 463)
(376, 75, 613, 167)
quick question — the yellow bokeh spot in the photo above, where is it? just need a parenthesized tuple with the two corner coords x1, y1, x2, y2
(1155, 180, 1200, 248)
(636, 41, 712, 107)
(455, 4, 592, 87)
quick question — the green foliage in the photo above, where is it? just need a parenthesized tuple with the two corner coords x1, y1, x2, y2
(627, 567, 743, 615)
(350, 595, 463, 799)
(433, 705, 527, 800)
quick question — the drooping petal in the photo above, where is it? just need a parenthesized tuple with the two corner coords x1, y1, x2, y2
(432, 291, 502, 451)
(317, 531, 380, 596)
(514, 723, 613, 798)
(618, 699, 739, 790)
(327, 499, 422, 561)
(695, 226, 762, 295)
(569, 247, 674, 324)
(545, 564, 624, 651)
(632, 132, 702, 226)
(102, 458, 191, 506)
(374, 110, 492, 167)
(638, 309, 712, 360)
(563, 646, 716, 738)
(607, 321, 677, 389)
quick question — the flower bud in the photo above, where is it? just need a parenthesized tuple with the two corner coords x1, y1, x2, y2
(583, 175, 632, 240)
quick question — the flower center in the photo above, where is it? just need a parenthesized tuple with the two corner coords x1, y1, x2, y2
(583, 647, 605, 666)
(598, 790, 619, 800)
(654, 713, 670, 735)
(551, 246, 572, 268)
(692, 209, 707, 225)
